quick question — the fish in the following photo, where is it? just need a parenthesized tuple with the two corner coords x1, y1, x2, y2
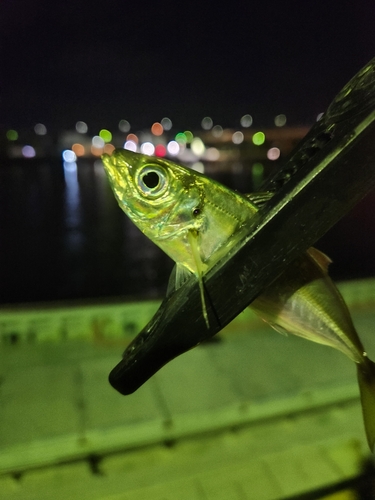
(102, 148, 375, 451)
(102, 149, 259, 326)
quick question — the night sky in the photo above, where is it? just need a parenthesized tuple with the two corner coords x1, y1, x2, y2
(1, 0, 374, 132)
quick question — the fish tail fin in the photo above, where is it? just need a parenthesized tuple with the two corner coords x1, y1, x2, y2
(357, 358, 375, 452)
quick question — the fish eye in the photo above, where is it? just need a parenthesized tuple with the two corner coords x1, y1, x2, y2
(193, 208, 201, 216)
(142, 171, 160, 189)
(136, 165, 168, 197)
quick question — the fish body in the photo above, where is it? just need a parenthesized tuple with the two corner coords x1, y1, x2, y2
(102, 149, 375, 451)
(102, 150, 258, 323)
(102, 150, 257, 270)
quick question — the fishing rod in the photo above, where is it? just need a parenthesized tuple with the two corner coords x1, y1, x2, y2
(109, 58, 375, 395)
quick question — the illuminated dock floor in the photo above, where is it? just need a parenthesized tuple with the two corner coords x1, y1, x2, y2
(0, 279, 375, 499)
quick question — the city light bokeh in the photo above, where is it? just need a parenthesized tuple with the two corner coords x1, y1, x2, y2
(1, 111, 310, 183)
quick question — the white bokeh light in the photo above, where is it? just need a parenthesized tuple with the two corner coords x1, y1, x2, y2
(34, 123, 47, 135)
(140, 142, 155, 156)
(92, 136, 105, 148)
(201, 116, 213, 130)
(205, 147, 220, 161)
(232, 131, 244, 144)
(119, 119, 131, 132)
(267, 147, 281, 160)
(22, 145, 36, 158)
(167, 140, 180, 156)
(75, 121, 88, 133)
(211, 125, 223, 138)
(191, 162, 205, 173)
(191, 137, 205, 157)
(124, 140, 137, 152)
(62, 149, 77, 162)
(274, 114, 287, 127)
(240, 114, 253, 128)
(161, 117, 172, 130)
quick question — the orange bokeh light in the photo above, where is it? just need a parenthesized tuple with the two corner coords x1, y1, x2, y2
(72, 143, 85, 156)
(103, 143, 115, 155)
(91, 145, 104, 156)
(126, 133, 138, 144)
(151, 122, 163, 136)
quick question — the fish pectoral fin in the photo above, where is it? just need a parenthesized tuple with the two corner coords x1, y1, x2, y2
(166, 265, 177, 297)
(166, 264, 193, 296)
(187, 230, 209, 328)
(175, 264, 193, 290)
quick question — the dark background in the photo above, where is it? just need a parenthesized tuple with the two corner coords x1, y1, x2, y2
(1, 0, 375, 305)
(1, 0, 375, 131)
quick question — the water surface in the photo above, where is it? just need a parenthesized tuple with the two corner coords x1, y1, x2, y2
(1, 158, 374, 305)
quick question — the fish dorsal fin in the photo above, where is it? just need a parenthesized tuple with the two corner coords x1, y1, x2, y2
(307, 247, 332, 274)
(166, 264, 192, 296)
(187, 229, 209, 327)
(244, 191, 274, 208)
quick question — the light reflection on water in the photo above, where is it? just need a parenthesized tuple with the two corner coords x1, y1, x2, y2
(63, 161, 83, 252)
(0, 158, 374, 305)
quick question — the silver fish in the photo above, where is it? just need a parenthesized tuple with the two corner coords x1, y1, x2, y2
(102, 149, 375, 451)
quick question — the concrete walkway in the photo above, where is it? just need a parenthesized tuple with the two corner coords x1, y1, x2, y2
(0, 281, 374, 499)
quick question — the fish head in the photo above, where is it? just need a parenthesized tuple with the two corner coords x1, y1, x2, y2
(102, 149, 205, 241)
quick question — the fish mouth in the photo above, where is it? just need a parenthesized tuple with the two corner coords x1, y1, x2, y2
(102, 151, 133, 187)
(112, 149, 140, 165)
(103, 149, 141, 169)
(101, 153, 117, 176)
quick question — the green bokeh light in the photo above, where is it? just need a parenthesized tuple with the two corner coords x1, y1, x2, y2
(175, 132, 187, 144)
(99, 129, 112, 143)
(184, 130, 194, 143)
(6, 129, 18, 141)
(252, 131, 265, 146)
